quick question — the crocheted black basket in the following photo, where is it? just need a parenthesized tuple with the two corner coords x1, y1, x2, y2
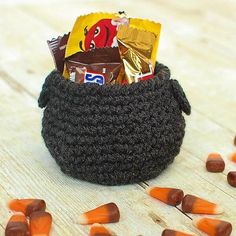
(38, 63, 191, 185)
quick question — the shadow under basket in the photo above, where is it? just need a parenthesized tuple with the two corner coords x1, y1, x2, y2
(38, 63, 191, 185)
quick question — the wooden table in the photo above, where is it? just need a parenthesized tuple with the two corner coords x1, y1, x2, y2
(0, 0, 235, 235)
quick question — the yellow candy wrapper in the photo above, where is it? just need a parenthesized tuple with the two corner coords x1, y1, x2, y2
(117, 25, 155, 84)
(63, 12, 161, 78)
(63, 12, 128, 77)
(129, 18, 161, 67)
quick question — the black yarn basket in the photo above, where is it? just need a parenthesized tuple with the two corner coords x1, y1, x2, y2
(38, 63, 191, 185)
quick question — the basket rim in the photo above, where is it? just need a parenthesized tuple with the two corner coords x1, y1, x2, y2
(48, 62, 171, 95)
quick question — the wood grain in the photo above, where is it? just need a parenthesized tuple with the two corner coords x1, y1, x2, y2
(0, 0, 235, 235)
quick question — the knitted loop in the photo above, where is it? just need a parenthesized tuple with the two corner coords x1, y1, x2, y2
(38, 63, 190, 185)
(171, 79, 191, 115)
(38, 71, 57, 108)
(154, 62, 171, 80)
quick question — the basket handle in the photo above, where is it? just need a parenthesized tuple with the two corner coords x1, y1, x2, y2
(38, 72, 53, 108)
(170, 79, 191, 115)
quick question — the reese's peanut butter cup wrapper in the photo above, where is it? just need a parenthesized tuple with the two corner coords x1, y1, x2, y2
(47, 32, 70, 73)
(65, 47, 122, 85)
(117, 25, 155, 84)
(129, 18, 161, 67)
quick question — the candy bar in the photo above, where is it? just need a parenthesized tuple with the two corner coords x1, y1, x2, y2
(117, 25, 156, 84)
(65, 47, 122, 85)
(181, 194, 223, 215)
(77, 202, 120, 225)
(129, 18, 161, 67)
(146, 186, 184, 206)
(206, 153, 225, 173)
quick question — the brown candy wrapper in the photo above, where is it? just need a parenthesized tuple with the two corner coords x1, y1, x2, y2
(47, 32, 70, 73)
(65, 47, 122, 85)
(117, 25, 156, 84)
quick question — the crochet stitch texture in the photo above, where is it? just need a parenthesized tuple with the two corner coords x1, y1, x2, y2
(38, 63, 191, 185)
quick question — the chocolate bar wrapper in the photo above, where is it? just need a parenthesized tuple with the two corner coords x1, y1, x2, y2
(65, 47, 122, 85)
(47, 32, 70, 73)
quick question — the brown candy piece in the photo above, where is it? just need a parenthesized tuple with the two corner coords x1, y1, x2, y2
(234, 135, 236, 146)
(227, 171, 236, 187)
(5, 213, 29, 236)
(206, 153, 225, 173)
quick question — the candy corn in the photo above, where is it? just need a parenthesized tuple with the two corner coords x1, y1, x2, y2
(89, 223, 112, 236)
(29, 211, 52, 236)
(227, 171, 236, 187)
(77, 203, 120, 225)
(193, 217, 232, 236)
(181, 194, 223, 215)
(206, 153, 225, 173)
(161, 229, 194, 236)
(9, 199, 46, 216)
(146, 186, 184, 206)
(5, 213, 29, 236)
(229, 152, 236, 164)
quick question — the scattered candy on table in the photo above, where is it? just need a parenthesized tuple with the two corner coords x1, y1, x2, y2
(227, 171, 236, 187)
(89, 223, 113, 236)
(146, 186, 184, 206)
(161, 229, 195, 236)
(5, 213, 29, 236)
(229, 152, 236, 164)
(193, 217, 232, 236)
(77, 202, 120, 225)
(8, 198, 46, 217)
(181, 194, 223, 215)
(29, 211, 52, 236)
(206, 153, 225, 173)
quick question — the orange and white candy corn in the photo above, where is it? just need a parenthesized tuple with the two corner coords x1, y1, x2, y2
(229, 152, 236, 164)
(90, 223, 112, 236)
(29, 211, 52, 236)
(146, 186, 184, 206)
(193, 217, 232, 236)
(206, 153, 225, 173)
(161, 229, 194, 236)
(78, 202, 120, 225)
(5, 213, 29, 236)
(9, 199, 46, 217)
(181, 194, 223, 215)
